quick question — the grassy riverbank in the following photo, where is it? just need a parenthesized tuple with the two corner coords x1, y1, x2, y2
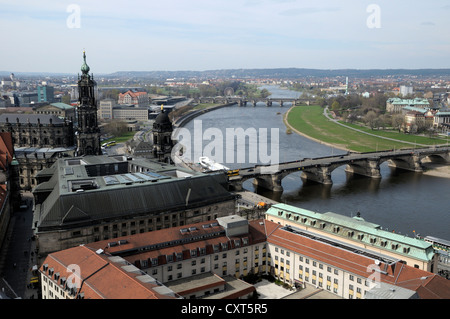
(285, 105, 436, 153)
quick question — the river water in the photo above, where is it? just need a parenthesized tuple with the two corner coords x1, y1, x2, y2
(178, 85, 450, 240)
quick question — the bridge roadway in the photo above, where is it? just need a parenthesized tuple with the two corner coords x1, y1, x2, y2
(226, 146, 450, 192)
(196, 96, 313, 106)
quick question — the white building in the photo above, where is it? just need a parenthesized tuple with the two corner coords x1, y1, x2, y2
(400, 86, 414, 97)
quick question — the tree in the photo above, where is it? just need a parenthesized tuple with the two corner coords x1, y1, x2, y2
(104, 120, 128, 137)
(346, 112, 357, 124)
(61, 94, 71, 104)
(260, 88, 271, 98)
(379, 114, 391, 130)
(392, 114, 404, 132)
(364, 110, 378, 130)
(331, 100, 340, 111)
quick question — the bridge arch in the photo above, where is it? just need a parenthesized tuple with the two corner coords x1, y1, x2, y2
(226, 147, 450, 192)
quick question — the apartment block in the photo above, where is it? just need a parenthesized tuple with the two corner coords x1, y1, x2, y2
(40, 210, 450, 299)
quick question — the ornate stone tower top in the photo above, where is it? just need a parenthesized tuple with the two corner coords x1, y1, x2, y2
(81, 50, 90, 74)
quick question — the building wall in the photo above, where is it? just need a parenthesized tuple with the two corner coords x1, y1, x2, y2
(113, 108, 148, 121)
(139, 242, 268, 285)
(98, 100, 115, 120)
(35, 199, 236, 262)
(0, 188, 10, 258)
(269, 244, 371, 299)
(0, 122, 74, 149)
(17, 157, 56, 191)
(35, 105, 75, 122)
(266, 214, 434, 273)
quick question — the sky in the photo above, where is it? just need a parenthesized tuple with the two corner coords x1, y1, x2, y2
(1, 0, 450, 74)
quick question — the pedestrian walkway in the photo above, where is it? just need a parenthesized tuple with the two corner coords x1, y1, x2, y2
(323, 107, 430, 147)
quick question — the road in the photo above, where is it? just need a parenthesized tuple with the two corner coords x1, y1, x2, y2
(230, 146, 450, 179)
(0, 192, 39, 299)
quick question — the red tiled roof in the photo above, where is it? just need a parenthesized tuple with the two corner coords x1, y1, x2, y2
(40, 245, 176, 299)
(265, 221, 450, 299)
(75, 218, 450, 299)
(118, 90, 148, 98)
(0, 132, 13, 171)
(87, 219, 268, 268)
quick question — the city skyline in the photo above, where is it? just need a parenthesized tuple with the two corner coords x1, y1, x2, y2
(1, 1, 450, 74)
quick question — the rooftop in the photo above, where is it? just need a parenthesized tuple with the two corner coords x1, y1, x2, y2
(0, 113, 67, 125)
(40, 245, 179, 299)
(86, 217, 267, 266)
(32, 155, 235, 231)
(387, 98, 430, 105)
(266, 203, 435, 262)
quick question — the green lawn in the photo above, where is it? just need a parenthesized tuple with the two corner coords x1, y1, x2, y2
(336, 120, 447, 146)
(102, 131, 136, 144)
(286, 105, 421, 152)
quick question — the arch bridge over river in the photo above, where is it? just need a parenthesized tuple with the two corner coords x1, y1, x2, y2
(195, 96, 314, 107)
(226, 146, 450, 192)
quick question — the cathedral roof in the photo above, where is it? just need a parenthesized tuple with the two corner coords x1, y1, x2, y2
(154, 109, 171, 125)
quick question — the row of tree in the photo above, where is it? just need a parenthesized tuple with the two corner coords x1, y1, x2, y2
(325, 93, 435, 134)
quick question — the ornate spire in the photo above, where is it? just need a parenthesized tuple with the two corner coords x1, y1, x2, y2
(81, 50, 90, 74)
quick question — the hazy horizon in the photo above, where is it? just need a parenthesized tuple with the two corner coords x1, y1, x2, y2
(1, 1, 450, 74)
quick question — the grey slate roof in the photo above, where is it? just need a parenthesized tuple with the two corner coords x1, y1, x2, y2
(34, 156, 235, 231)
(0, 113, 66, 125)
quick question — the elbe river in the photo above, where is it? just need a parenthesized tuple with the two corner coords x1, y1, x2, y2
(178, 85, 450, 240)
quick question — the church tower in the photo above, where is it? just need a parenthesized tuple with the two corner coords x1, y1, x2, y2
(76, 51, 101, 156)
(152, 105, 173, 163)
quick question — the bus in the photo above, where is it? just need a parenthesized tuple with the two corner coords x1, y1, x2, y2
(424, 236, 450, 252)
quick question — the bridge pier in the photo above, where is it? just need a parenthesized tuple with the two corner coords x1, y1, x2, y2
(300, 165, 333, 185)
(252, 100, 257, 107)
(279, 100, 284, 107)
(266, 100, 272, 107)
(239, 99, 247, 107)
(388, 154, 423, 172)
(253, 175, 283, 192)
(345, 158, 382, 179)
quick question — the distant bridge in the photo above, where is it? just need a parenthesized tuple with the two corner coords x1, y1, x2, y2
(226, 146, 450, 192)
(195, 96, 314, 107)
